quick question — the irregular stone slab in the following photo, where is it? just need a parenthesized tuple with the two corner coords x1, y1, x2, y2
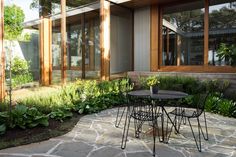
(32, 155, 59, 157)
(189, 151, 229, 157)
(51, 142, 93, 157)
(126, 152, 152, 157)
(75, 129, 98, 144)
(0, 155, 28, 157)
(0, 140, 59, 154)
(146, 144, 185, 157)
(88, 147, 123, 157)
(207, 145, 234, 156)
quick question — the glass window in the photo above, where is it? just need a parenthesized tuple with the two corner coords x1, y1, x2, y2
(208, 0, 236, 66)
(163, 0, 205, 65)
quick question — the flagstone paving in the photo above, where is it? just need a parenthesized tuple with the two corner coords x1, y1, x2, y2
(0, 108, 235, 157)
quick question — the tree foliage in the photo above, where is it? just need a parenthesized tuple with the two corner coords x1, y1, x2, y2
(30, 0, 97, 15)
(209, 6, 236, 29)
(164, 3, 236, 33)
(4, 5, 25, 40)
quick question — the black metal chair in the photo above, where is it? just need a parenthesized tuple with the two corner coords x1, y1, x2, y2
(121, 94, 162, 156)
(115, 78, 132, 128)
(167, 93, 209, 152)
(115, 92, 127, 128)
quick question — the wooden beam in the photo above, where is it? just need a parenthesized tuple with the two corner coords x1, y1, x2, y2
(159, 66, 236, 73)
(61, 0, 67, 84)
(0, 0, 5, 101)
(150, 5, 158, 71)
(39, 17, 52, 86)
(177, 35, 181, 66)
(100, 0, 110, 81)
(204, 0, 209, 66)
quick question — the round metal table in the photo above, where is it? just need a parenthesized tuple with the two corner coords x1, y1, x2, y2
(128, 89, 188, 100)
(127, 89, 188, 142)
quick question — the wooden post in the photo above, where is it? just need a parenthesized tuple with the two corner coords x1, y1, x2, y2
(204, 0, 209, 66)
(61, 0, 67, 84)
(100, 0, 110, 81)
(150, 5, 159, 71)
(39, 17, 52, 86)
(177, 35, 181, 66)
(158, 7, 163, 67)
(0, 0, 5, 101)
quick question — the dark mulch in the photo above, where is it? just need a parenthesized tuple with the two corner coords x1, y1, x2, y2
(0, 113, 83, 150)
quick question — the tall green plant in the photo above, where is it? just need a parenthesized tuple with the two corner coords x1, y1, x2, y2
(217, 43, 236, 66)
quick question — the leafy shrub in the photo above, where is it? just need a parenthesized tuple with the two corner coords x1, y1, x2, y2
(74, 78, 133, 114)
(49, 109, 73, 122)
(9, 105, 49, 129)
(6, 57, 34, 88)
(204, 92, 236, 118)
(0, 112, 9, 135)
(12, 73, 33, 87)
(11, 57, 30, 76)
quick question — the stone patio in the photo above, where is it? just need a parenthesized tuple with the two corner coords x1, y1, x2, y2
(0, 107, 235, 157)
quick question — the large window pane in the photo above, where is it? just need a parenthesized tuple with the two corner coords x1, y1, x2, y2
(208, 0, 236, 66)
(84, 11, 100, 79)
(163, 1, 205, 65)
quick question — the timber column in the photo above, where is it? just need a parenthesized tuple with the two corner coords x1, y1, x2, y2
(0, 0, 5, 101)
(100, 0, 110, 80)
(39, 0, 52, 86)
(150, 5, 160, 71)
(61, 0, 67, 84)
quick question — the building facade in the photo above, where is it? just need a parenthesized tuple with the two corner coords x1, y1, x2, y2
(1, 0, 236, 92)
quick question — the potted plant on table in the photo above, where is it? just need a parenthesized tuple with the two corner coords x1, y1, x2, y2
(146, 75, 160, 94)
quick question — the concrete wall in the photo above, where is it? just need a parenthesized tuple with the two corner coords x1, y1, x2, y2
(4, 30, 40, 80)
(110, 14, 132, 74)
(134, 7, 150, 71)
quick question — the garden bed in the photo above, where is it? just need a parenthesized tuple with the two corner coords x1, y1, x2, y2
(0, 113, 83, 150)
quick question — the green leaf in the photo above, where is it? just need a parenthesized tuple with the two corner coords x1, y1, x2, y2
(0, 124, 6, 135)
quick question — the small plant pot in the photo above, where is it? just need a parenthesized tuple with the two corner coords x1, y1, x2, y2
(150, 86, 159, 94)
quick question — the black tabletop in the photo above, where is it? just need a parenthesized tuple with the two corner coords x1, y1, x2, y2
(128, 90, 188, 100)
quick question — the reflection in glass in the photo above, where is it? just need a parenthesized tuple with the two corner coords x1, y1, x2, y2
(163, 0, 204, 65)
(208, 0, 236, 66)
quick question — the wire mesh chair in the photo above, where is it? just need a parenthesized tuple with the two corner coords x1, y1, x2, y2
(121, 94, 162, 156)
(115, 78, 132, 128)
(167, 93, 209, 152)
(115, 92, 128, 128)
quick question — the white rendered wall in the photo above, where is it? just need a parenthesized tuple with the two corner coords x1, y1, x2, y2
(110, 14, 132, 74)
(134, 7, 150, 71)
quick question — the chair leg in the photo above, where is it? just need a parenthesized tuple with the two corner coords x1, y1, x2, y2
(188, 118, 202, 152)
(121, 107, 131, 149)
(152, 119, 156, 156)
(115, 106, 126, 128)
(200, 111, 209, 141)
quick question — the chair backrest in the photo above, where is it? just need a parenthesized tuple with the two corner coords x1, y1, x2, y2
(194, 93, 209, 116)
(128, 94, 159, 121)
